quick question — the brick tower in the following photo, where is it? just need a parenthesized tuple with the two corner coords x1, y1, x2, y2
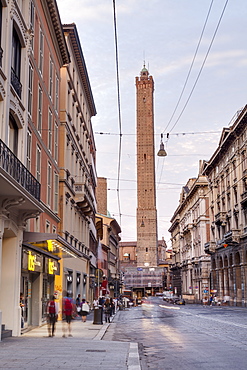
(136, 66, 158, 267)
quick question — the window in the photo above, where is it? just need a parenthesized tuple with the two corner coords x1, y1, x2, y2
(47, 162, 51, 207)
(46, 220, 50, 233)
(54, 172, 59, 213)
(37, 85, 42, 133)
(233, 186, 238, 204)
(55, 74, 59, 112)
(48, 109, 52, 152)
(49, 57, 53, 99)
(234, 213, 239, 229)
(39, 28, 43, 74)
(36, 145, 41, 182)
(54, 122, 58, 163)
(28, 63, 33, 115)
(221, 175, 225, 193)
(30, 1, 35, 51)
(9, 114, 18, 155)
(11, 27, 22, 97)
(242, 151, 246, 173)
(233, 160, 237, 180)
(226, 169, 230, 189)
(27, 129, 32, 171)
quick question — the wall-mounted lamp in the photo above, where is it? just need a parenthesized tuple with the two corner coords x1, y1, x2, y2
(157, 133, 167, 157)
(140, 217, 145, 227)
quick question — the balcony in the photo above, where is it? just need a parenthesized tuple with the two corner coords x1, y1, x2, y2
(75, 183, 96, 216)
(0, 139, 43, 219)
(191, 256, 199, 265)
(223, 229, 240, 244)
(240, 191, 247, 208)
(0, 47, 3, 68)
(11, 68, 22, 98)
(0, 139, 40, 201)
(215, 211, 227, 225)
(204, 241, 216, 255)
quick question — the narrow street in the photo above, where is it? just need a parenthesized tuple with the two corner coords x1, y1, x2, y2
(103, 297, 247, 370)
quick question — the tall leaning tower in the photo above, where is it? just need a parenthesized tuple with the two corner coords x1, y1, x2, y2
(136, 66, 158, 267)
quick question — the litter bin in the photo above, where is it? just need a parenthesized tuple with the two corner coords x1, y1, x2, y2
(93, 306, 103, 325)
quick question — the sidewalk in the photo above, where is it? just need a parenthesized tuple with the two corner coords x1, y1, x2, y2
(0, 311, 141, 370)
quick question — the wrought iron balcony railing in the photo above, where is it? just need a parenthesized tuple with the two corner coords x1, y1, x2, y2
(0, 139, 40, 201)
(11, 67, 22, 98)
(0, 47, 3, 68)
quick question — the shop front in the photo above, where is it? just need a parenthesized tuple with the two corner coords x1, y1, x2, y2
(21, 243, 60, 330)
(22, 232, 89, 326)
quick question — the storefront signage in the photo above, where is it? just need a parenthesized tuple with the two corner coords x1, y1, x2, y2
(47, 240, 55, 252)
(28, 251, 42, 272)
(44, 257, 60, 275)
(48, 259, 58, 275)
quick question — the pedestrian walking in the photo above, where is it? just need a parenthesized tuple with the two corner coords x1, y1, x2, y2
(110, 297, 115, 315)
(80, 299, 90, 322)
(104, 298, 111, 323)
(76, 294, 81, 307)
(62, 292, 73, 337)
(47, 295, 58, 337)
(99, 296, 105, 306)
(20, 293, 25, 329)
(209, 295, 213, 306)
(93, 298, 99, 308)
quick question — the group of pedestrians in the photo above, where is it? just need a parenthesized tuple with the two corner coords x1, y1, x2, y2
(46, 291, 91, 337)
(96, 297, 117, 323)
(46, 292, 121, 337)
(75, 294, 90, 322)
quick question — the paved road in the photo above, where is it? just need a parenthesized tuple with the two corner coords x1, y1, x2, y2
(103, 297, 247, 370)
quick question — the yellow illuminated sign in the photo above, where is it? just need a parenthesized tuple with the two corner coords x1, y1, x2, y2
(28, 251, 35, 271)
(48, 259, 58, 275)
(47, 240, 54, 252)
(28, 251, 41, 271)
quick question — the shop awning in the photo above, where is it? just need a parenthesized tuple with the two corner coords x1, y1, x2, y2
(23, 232, 90, 260)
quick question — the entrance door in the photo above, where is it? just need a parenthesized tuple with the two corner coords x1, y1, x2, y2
(21, 275, 31, 328)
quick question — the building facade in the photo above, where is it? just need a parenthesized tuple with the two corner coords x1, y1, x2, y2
(59, 24, 97, 306)
(203, 105, 247, 306)
(169, 164, 211, 303)
(96, 177, 121, 298)
(20, 0, 71, 331)
(0, 0, 98, 338)
(0, 0, 69, 338)
(119, 239, 170, 298)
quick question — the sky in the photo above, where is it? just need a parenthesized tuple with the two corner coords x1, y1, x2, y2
(57, 0, 247, 247)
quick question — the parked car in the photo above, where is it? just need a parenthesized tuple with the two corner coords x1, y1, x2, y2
(155, 292, 163, 297)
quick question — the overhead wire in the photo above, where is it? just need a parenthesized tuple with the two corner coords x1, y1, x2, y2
(95, 130, 221, 136)
(167, 0, 229, 135)
(157, 0, 229, 195)
(163, 0, 214, 134)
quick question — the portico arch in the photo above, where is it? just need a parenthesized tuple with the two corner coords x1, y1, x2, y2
(234, 251, 242, 306)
